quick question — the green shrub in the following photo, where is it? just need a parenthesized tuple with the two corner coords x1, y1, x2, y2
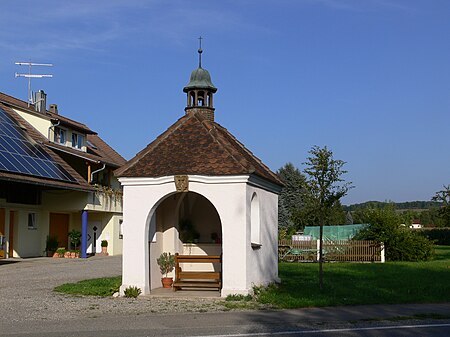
(124, 286, 141, 298)
(417, 228, 450, 245)
(354, 207, 434, 261)
(386, 230, 435, 261)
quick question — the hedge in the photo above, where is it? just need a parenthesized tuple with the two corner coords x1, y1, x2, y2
(416, 228, 450, 245)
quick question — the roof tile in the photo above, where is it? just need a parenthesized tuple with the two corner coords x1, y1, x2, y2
(115, 111, 282, 186)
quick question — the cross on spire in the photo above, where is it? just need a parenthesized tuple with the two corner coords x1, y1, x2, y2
(198, 36, 203, 68)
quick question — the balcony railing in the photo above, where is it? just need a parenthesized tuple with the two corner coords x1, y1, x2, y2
(86, 185, 123, 212)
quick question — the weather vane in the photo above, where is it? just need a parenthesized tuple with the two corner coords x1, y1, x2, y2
(198, 36, 203, 68)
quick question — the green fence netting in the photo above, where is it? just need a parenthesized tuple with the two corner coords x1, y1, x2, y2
(303, 224, 367, 241)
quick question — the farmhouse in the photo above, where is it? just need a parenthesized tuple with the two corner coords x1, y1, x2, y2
(0, 91, 125, 259)
(116, 49, 283, 296)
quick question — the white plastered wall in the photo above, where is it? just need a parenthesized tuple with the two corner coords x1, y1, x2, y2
(119, 175, 280, 297)
(119, 178, 175, 295)
(245, 182, 280, 292)
(14, 108, 52, 139)
(11, 208, 49, 257)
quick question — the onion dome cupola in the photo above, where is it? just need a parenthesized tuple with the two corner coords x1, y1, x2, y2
(183, 38, 217, 121)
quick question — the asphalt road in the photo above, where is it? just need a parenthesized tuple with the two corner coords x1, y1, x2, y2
(3, 307, 450, 337)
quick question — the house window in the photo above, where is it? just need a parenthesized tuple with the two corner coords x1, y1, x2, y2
(250, 193, 261, 248)
(28, 212, 37, 230)
(72, 133, 84, 149)
(54, 127, 66, 144)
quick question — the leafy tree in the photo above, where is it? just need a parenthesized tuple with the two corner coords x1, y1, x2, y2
(277, 163, 307, 232)
(354, 206, 434, 261)
(432, 185, 450, 227)
(303, 145, 352, 290)
(292, 198, 346, 229)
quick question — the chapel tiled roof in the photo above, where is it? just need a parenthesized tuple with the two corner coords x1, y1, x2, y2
(115, 111, 283, 187)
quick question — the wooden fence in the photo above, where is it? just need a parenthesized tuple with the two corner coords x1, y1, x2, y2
(278, 239, 384, 263)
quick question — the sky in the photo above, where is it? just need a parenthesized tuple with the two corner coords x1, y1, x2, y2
(0, 0, 449, 205)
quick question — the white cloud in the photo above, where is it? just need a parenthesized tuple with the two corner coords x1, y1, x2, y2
(0, 1, 272, 57)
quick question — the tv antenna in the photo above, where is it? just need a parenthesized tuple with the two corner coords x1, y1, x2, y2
(15, 62, 53, 106)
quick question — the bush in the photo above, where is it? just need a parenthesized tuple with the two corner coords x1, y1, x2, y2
(386, 229, 434, 261)
(354, 207, 434, 261)
(416, 228, 450, 245)
(124, 286, 141, 298)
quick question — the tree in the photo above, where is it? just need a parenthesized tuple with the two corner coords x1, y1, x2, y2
(354, 206, 434, 261)
(292, 197, 346, 228)
(303, 145, 352, 290)
(277, 163, 307, 232)
(432, 185, 450, 227)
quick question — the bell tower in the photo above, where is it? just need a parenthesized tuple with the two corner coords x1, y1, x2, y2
(183, 37, 217, 121)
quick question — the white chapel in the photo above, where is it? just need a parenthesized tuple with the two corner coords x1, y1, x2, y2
(115, 46, 283, 296)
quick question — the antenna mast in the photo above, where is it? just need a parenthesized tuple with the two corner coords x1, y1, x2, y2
(15, 62, 53, 106)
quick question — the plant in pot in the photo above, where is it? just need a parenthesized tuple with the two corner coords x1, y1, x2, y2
(68, 229, 81, 250)
(54, 247, 66, 258)
(156, 252, 175, 288)
(45, 236, 59, 257)
(179, 219, 200, 244)
(101, 240, 109, 256)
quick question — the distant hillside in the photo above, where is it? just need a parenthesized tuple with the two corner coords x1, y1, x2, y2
(344, 200, 442, 211)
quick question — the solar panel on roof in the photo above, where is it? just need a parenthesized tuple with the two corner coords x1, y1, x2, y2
(0, 106, 77, 183)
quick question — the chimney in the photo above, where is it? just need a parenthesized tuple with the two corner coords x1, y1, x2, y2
(49, 104, 58, 115)
(34, 90, 47, 113)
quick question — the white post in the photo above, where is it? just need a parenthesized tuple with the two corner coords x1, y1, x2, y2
(380, 242, 385, 263)
(316, 240, 320, 262)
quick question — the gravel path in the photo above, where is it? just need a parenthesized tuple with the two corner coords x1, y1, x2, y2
(0, 256, 232, 323)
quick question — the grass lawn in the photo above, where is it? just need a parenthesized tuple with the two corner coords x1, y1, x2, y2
(54, 247, 450, 310)
(257, 245, 450, 309)
(54, 276, 121, 297)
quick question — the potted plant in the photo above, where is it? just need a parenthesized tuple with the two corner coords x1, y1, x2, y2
(179, 219, 200, 243)
(101, 240, 109, 256)
(54, 247, 66, 258)
(68, 229, 81, 250)
(156, 252, 175, 288)
(45, 236, 59, 257)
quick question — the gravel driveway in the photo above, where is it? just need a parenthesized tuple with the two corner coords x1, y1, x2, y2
(0, 256, 228, 324)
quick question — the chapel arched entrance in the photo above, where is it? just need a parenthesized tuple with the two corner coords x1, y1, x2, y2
(148, 191, 222, 291)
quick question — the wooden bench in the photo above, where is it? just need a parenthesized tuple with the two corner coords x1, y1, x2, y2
(173, 253, 222, 291)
